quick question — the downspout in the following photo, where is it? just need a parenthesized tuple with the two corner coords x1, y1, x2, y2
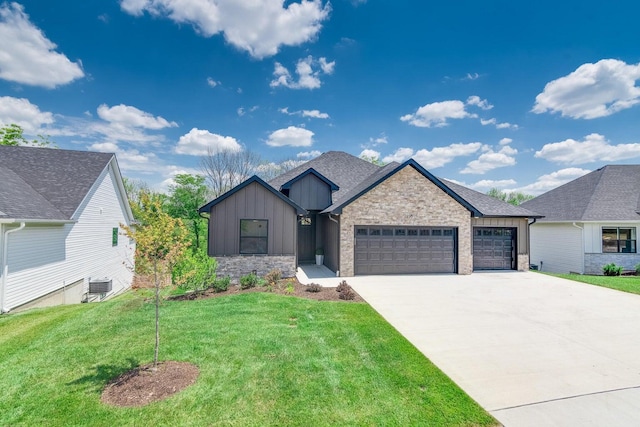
(328, 214, 340, 276)
(1, 222, 26, 313)
(572, 222, 585, 274)
(527, 218, 537, 270)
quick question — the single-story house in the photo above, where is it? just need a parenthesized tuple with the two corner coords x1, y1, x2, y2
(521, 165, 640, 274)
(0, 145, 135, 313)
(199, 151, 540, 279)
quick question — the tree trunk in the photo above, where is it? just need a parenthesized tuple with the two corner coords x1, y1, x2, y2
(153, 259, 160, 368)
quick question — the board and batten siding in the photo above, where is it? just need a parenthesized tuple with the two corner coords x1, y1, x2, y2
(5, 163, 134, 310)
(288, 174, 332, 211)
(208, 182, 297, 256)
(318, 214, 340, 273)
(529, 223, 583, 274)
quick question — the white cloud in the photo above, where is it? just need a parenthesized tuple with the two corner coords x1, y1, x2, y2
(90, 142, 161, 173)
(266, 126, 314, 147)
(499, 138, 513, 145)
(533, 59, 640, 119)
(401, 96, 491, 128)
(297, 150, 321, 158)
(463, 72, 480, 81)
(97, 104, 177, 129)
(0, 96, 54, 133)
(206, 77, 220, 87)
(175, 128, 242, 155)
(0, 3, 84, 87)
(480, 117, 518, 130)
(381, 142, 482, 168)
(120, 0, 330, 59)
(514, 168, 591, 195)
(448, 178, 517, 191)
(461, 145, 518, 174)
(237, 107, 245, 116)
(359, 148, 381, 160)
(466, 95, 493, 110)
(369, 133, 388, 145)
(280, 107, 329, 119)
(535, 133, 640, 164)
(270, 56, 335, 89)
(302, 109, 329, 119)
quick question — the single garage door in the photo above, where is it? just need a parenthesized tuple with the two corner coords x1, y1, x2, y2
(355, 226, 457, 275)
(473, 227, 516, 270)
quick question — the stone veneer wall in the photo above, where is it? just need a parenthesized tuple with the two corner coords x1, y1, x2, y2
(584, 253, 640, 275)
(339, 167, 473, 276)
(216, 255, 297, 281)
(517, 253, 530, 272)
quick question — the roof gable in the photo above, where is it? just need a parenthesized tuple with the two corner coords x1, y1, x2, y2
(199, 175, 306, 215)
(280, 168, 339, 191)
(521, 165, 640, 221)
(0, 145, 120, 221)
(323, 159, 483, 216)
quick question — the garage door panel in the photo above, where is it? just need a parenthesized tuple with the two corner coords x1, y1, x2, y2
(473, 227, 515, 270)
(355, 226, 456, 275)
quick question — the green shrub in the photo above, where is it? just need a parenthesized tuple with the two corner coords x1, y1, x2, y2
(338, 286, 356, 301)
(284, 284, 295, 295)
(240, 273, 259, 289)
(635, 263, 640, 275)
(265, 269, 282, 285)
(602, 263, 623, 276)
(173, 250, 217, 291)
(306, 283, 322, 293)
(212, 276, 230, 293)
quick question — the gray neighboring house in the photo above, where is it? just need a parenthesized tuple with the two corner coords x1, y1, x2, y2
(521, 165, 640, 274)
(199, 151, 541, 279)
(0, 145, 135, 313)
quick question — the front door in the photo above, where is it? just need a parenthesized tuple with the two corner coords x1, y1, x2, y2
(297, 214, 316, 263)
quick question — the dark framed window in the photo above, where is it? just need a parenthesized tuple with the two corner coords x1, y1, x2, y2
(112, 227, 118, 246)
(356, 228, 368, 236)
(602, 227, 636, 253)
(240, 219, 268, 254)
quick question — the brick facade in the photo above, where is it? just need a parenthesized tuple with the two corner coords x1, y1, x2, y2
(215, 255, 297, 281)
(339, 167, 473, 276)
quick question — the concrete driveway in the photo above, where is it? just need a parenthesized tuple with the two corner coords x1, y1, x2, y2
(346, 272, 640, 427)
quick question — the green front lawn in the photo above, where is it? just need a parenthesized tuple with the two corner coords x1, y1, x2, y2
(547, 273, 640, 295)
(0, 293, 496, 426)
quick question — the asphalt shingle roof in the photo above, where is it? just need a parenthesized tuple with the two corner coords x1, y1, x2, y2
(520, 165, 640, 221)
(0, 145, 114, 220)
(270, 151, 538, 218)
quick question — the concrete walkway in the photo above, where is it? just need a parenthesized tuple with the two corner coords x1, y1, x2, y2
(341, 272, 640, 426)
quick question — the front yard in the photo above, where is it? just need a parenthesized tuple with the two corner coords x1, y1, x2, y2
(0, 291, 496, 426)
(546, 272, 640, 295)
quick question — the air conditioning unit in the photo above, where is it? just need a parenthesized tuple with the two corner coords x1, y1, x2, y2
(88, 278, 112, 293)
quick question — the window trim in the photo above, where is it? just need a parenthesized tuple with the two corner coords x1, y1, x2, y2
(240, 219, 268, 255)
(601, 226, 636, 254)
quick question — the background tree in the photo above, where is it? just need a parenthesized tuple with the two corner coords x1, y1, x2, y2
(121, 192, 190, 367)
(487, 188, 535, 206)
(254, 158, 302, 181)
(165, 174, 209, 250)
(359, 154, 386, 166)
(200, 148, 262, 197)
(0, 124, 54, 147)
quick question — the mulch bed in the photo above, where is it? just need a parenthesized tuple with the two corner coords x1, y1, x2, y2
(166, 278, 364, 303)
(101, 361, 199, 407)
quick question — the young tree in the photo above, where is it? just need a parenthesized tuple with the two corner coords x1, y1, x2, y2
(121, 192, 190, 367)
(200, 148, 261, 197)
(0, 124, 54, 147)
(165, 174, 209, 250)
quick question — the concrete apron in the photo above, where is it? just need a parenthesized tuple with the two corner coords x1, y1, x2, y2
(347, 271, 640, 427)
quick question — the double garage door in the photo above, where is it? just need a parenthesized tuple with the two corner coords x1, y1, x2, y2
(354, 226, 457, 275)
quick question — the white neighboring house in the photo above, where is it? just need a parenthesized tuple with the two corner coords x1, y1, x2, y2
(0, 145, 135, 313)
(521, 165, 640, 274)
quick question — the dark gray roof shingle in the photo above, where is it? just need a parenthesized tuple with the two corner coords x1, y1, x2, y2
(0, 145, 114, 220)
(520, 165, 640, 221)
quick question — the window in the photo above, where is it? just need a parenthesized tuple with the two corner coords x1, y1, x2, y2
(356, 228, 368, 236)
(395, 228, 406, 236)
(112, 227, 118, 246)
(602, 227, 636, 253)
(240, 219, 268, 254)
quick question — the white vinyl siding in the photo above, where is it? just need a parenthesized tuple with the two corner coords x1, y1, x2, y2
(583, 222, 640, 253)
(4, 163, 134, 310)
(530, 223, 583, 274)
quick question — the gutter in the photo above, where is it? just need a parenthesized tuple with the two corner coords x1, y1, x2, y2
(572, 222, 585, 274)
(527, 218, 537, 270)
(1, 222, 26, 313)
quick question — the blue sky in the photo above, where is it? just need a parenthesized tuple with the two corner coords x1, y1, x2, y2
(1, 0, 639, 194)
